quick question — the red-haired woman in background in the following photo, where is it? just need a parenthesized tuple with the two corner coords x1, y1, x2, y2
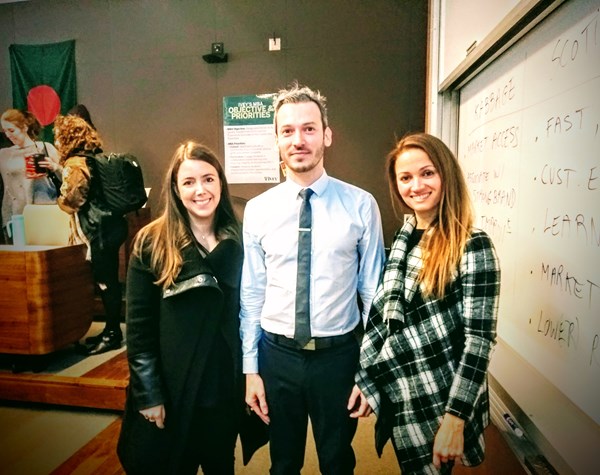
(53, 115, 127, 355)
(0, 109, 61, 241)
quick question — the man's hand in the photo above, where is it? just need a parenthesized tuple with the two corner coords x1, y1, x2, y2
(347, 384, 373, 418)
(245, 373, 270, 424)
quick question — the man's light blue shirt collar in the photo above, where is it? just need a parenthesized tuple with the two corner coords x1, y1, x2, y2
(284, 170, 329, 198)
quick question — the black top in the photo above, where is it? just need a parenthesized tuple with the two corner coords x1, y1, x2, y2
(407, 228, 425, 254)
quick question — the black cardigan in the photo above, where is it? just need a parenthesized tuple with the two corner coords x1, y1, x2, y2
(119, 239, 266, 473)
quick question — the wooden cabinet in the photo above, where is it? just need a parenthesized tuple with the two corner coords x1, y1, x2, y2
(0, 244, 94, 355)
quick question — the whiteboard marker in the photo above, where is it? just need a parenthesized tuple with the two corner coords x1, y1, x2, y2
(503, 413, 524, 437)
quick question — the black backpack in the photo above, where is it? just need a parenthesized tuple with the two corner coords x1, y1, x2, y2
(85, 152, 147, 215)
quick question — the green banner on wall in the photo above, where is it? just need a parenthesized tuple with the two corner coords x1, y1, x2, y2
(223, 94, 275, 126)
(9, 39, 77, 142)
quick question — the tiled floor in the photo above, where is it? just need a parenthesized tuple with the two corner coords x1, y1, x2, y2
(0, 403, 394, 475)
(0, 322, 524, 475)
(0, 323, 125, 475)
(0, 402, 117, 475)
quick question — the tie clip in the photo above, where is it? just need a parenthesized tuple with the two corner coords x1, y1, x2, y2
(299, 227, 311, 232)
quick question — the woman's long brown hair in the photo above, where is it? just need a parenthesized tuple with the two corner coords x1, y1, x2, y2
(386, 132, 473, 298)
(133, 141, 240, 289)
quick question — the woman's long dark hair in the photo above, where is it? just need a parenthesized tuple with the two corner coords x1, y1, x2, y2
(133, 140, 240, 288)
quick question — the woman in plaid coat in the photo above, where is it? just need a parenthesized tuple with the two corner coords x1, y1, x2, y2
(356, 133, 500, 474)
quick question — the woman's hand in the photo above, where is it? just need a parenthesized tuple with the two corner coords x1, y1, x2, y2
(432, 412, 464, 468)
(39, 156, 62, 174)
(347, 384, 373, 418)
(139, 404, 166, 429)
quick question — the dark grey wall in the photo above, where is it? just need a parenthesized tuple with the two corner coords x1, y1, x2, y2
(0, 0, 428, 244)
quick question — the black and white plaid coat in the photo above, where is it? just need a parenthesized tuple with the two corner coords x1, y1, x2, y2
(356, 215, 500, 474)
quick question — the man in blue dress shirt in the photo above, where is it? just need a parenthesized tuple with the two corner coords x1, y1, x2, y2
(240, 82, 385, 474)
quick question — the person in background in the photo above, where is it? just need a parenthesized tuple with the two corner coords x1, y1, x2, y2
(0, 109, 61, 241)
(356, 132, 501, 474)
(117, 141, 261, 474)
(68, 103, 96, 130)
(53, 115, 127, 355)
(0, 129, 12, 148)
(240, 82, 386, 474)
(0, 131, 8, 244)
(66, 103, 124, 349)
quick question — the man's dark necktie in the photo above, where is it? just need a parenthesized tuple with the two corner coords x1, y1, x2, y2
(294, 188, 314, 347)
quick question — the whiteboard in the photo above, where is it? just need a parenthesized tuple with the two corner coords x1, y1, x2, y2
(440, 0, 519, 81)
(458, 0, 600, 425)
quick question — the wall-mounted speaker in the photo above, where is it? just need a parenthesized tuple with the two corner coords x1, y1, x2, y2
(203, 42, 228, 63)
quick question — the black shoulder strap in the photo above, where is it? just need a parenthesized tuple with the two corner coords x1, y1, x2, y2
(77, 153, 103, 202)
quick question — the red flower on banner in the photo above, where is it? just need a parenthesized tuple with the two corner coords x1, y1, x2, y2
(27, 85, 61, 126)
